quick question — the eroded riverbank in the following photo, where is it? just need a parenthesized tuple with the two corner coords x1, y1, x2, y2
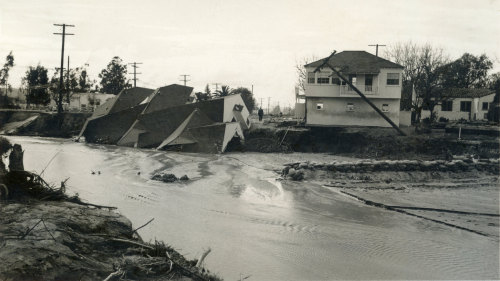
(3, 136, 499, 280)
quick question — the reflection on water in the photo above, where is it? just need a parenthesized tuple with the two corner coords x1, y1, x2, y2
(7, 136, 499, 280)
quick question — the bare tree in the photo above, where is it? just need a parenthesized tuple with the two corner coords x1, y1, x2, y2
(295, 56, 317, 93)
(384, 42, 449, 122)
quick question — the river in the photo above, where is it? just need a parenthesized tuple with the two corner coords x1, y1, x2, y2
(6, 136, 499, 280)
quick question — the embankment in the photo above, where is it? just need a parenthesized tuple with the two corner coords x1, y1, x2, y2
(243, 126, 499, 159)
(0, 110, 90, 138)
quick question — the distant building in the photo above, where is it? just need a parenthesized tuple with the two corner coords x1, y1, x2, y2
(420, 88, 495, 121)
(302, 51, 403, 127)
(48, 92, 116, 112)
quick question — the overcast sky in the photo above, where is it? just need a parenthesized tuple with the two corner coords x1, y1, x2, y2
(1, 0, 499, 108)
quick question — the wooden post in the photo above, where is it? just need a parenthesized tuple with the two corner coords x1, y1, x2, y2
(8, 144, 24, 171)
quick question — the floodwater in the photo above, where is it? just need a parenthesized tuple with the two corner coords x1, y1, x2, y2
(7, 136, 499, 280)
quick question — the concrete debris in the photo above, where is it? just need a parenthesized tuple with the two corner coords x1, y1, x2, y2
(78, 85, 251, 153)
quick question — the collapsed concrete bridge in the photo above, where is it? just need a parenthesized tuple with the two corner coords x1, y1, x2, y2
(78, 84, 251, 153)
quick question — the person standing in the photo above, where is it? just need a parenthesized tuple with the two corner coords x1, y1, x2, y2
(258, 107, 264, 122)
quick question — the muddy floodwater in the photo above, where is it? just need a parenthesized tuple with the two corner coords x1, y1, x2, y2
(8, 136, 499, 280)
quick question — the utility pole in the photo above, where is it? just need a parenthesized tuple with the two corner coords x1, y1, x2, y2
(53, 23, 74, 113)
(128, 62, 143, 88)
(66, 56, 70, 103)
(267, 97, 271, 115)
(368, 44, 386, 57)
(179, 74, 190, 86)
(212, 83, 220, 92)
(260, 98, 263, 109)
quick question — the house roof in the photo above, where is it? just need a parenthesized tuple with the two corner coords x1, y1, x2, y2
(109, 87, 155, 114)
(442, 88, 495, 99)
(143, 84, 193, 114)
(305, 51, 403, 74)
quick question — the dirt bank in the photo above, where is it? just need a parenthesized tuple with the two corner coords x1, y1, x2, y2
(0, 201, 220, 281)
(0, 110, 90, 138)
(243, 126, 499, 159)
(0, 137, 220, 281)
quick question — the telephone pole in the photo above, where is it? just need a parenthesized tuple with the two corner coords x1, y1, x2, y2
(212, 83, 220, 92)
(66, 56, 70, 103)
(179, 74, 190, 86)
(267, 97, 271, 114)
(54, 23, 74, 113)
(128, 62, 143, 88)
(368, 44, 386, 57)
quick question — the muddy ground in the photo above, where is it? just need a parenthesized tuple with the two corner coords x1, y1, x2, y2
(0, 200, 221, 281)
(282, 159, 500, 238)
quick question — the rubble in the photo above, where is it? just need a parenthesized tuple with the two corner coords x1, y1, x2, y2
(79, 85, 251, 153)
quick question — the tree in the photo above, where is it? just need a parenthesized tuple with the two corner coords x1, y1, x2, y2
(0, 51, 14, 107)
(295, 56, 317, 94)
(487, 72, 500, 122)
(78, 68, 93, 92)
(442, 53, 492, 89)
(195, 92, 210, 101)
(98, 56, 130, 95)
(214, 85, 232, 97)
(23, 65, 50, 106)
(385, 42, 449, 122)
(232, 87, 256, 113)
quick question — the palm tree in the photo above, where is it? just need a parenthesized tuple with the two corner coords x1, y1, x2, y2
(215, 85, 232, 97)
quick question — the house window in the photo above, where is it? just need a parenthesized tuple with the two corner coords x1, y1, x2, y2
(482, 102, 489, 110)
(317, 77, 329, 84)
(365, 74, 373, 91)
(331, 78, 341, 85)
(382, 104, 389, 112)
(387, 73, 399, 85)
(346, 103, 354, 111)
(316, 103, 324, 110)
(307, 72, 315, 84)
(460, 101, 471, 112)
(348, 74, 356, 91)
(441, 100, 453, 111)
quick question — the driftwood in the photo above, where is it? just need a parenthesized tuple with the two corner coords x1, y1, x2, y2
(109, 238, 154, 250)
(8, 144, 24, 171)
(196, 248, 212, 268)
(103, 269, 124, 281)
(132, 218, 154, 234)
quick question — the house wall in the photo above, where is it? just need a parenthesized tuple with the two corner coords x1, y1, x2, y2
(223, 94, 250, 126)
(421, 93, 495, 121)
(306, 97, 400, 127)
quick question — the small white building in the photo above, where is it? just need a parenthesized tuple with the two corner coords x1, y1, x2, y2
(420, 88, 495, 121)
(302, 51, 404, 127)
(48, 92, 115, 111)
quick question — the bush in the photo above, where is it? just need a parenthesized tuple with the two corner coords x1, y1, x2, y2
(438, 117, 449, 123)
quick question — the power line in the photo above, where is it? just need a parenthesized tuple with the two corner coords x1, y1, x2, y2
(53, 23, 74, 113)
(128, 62, 143, 88)
(179, 74, 190, 86)
(368, 44, 386, 57)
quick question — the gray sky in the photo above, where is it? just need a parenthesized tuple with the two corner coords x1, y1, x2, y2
(1, 0, 499, 108)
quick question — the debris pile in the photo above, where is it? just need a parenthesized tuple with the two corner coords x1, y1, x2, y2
(151, 173, 189, 183)
(282, 158, 500, 181)
(0, 136, 220, 281)
(79, 85, 251, 153)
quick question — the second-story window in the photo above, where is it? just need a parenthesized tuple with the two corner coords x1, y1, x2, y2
(307, 72, 315, 84)
(387, 73, 400, 85)
(317, 77, 329, 84)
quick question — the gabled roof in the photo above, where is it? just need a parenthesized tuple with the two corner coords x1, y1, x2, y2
(143, 84, 193, 114)
(109, 87, 155, 114)
(442, 88, 495, 99)
(305, 51, 403, 74)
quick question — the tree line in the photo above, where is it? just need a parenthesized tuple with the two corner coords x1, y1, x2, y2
(383, 42, 498, 122)
(0, 54, 256, 113)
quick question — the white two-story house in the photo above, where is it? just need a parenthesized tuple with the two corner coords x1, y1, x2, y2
(303, 51, 404, 127)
